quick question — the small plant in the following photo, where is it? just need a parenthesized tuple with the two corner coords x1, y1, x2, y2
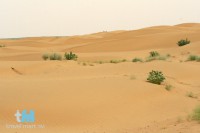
(64, 52, 78, 60)
(110, 59, 127, 64)
(49, 53, 62, 60)
(146, 51, 168, 62)
(166, 54, 171, 57)
(42, 54, 49, 60)
(82, 62, 87, 66)
(187, 55, 198, 61)
(121, 59, 127, 62)
(132, 58, 143, 62)
(177, 38, 190, 46)
(0, 44, 5, 47)
(187, 55, 200, 62)
(197, 57, 200, 62)
(186, 92, 198, 99)
(147, 70, 165, 85)
(165, 84, 173, 91)
(110, 60, 119, 63)
(191, 106, 200, 122)
(98, 61, 103, 64)
(149, 51, 160, 57)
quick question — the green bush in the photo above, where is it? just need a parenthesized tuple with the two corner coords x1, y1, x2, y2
(187, 55, 200, 61)
(177, 38, 190, 46)
(147, 70, 165, 85)
(64, 52, 78, 60)
(132, 58, 143, 62)
(149, 51, 160, 57)
(146, 51, 168, 62)
(49, 53, 62, 60)
(197, 57, 200, 62)
(42, 54, 49, 60)
(188, 55, 198, 61)
(192, 106, 200, 122)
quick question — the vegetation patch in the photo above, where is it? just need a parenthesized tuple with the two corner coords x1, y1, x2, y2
(187, 55, 200, 62)
(49, 53, 62, 60)
(132, 58, 143, 62)
(177, 38, 190, 47)
(149, 51, 160, 57)
(110, 59, 127, 64)
(42, 54, 49, 60)
(165, 84, 173, 91)
(64, 52, 78, 60)
(147, 70, 165, 85)
(146, 51, 168, 62)
(191, 106, 200, 122)
(0, 44, 5, 47)
(186, 92, 198, 99)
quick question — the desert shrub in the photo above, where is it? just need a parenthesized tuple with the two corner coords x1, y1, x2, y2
(110, 60, 120, 63)
(132, 58, 143, 62)
(187, 55, 198, 61)
(42, 54, 49, 60)
(197, 57, 200, 62)
(147, 70, 165, 85)
(146, 56, 166, 62)
(157, 56, 167, 60)
(187, 55, 200, 62)
(49, 53, 62, 60)
(165, 84, 173, 91)
(146, 57, 156, 62)
(121, 59, 127, 62)
(149, 51, 160, 57)
(177, 38, 190, 46)
(110, 59, 127, 64)
(0, 44, 5, 47)
(166, 54, 171, 57)
(192, 106, 200, 122)
(145, 51, 168, 62)
(186, 92, 198, 99)
(64, 52, 78, 60)
(95, 61, 105, 64)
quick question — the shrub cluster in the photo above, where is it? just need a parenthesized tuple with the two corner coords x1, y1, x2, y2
(187, 55, 200, 62)
(149, 51, 160, 57)
(42, 52, 78, 61)
(64, 52, 78, 60)
(110, 59, 127, 64)
(192, 106, 200, 122)
(177, 38, 190, 46)
(132, 58, 143, 62)
(146, 51, 168, 62)
(49, 53, 62, 60)
(147, 70, 165, 85)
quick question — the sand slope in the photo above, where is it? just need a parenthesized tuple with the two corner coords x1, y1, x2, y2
(0, 23, 200, 133)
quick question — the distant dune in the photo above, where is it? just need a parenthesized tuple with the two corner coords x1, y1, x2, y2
(0, 23, 200, 133)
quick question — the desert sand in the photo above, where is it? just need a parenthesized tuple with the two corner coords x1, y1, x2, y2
(0, 23, 200, 133)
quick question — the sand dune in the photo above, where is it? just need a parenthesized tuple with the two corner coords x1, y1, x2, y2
(0, 23, 200, 133)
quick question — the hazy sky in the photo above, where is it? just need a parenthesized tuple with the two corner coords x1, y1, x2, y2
(0, 0, 199, 38)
